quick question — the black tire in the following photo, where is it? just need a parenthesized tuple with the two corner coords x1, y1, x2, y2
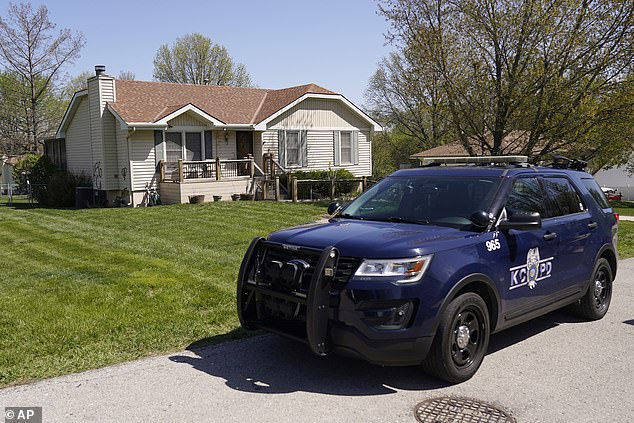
(422, 293, 490, 384)
(573, 258, 613, 320)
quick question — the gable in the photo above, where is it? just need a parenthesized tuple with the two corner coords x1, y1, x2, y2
(267, 98, 370, 130)
(167, 110, 209, 127)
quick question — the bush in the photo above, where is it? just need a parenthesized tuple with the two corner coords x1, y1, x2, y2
(12, 154, 56, 201)
(12, 154, 92, 207)
(280, 169, 359, 199)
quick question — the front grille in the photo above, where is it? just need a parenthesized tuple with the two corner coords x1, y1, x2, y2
(258, 244, 360, 294)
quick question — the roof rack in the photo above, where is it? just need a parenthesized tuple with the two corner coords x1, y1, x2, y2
(550, 155, 587, 171)
(420, 155, 529, 166)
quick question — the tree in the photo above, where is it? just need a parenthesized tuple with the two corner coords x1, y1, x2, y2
(117, 70, 135, 80)
(376, 0, 634, 164)
(0, 2, 84, 153)
(153, 33, 253, 87)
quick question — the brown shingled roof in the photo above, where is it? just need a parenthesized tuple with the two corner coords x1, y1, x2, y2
(410, 131, 534, 159)
(108, 80, 337, 125)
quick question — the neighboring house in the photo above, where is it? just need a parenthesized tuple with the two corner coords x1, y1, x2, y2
(594, 161, 634, 201)
(1, 155, 18, 194)
(47, 66, 382, 206)
(410, 131, 536, 163)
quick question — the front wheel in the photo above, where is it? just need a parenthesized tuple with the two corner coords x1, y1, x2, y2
(422, 293, 490, 383)
(573, 258, 613, 320)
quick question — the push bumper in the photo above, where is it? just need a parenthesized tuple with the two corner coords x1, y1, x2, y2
(237, 237, 432, 365)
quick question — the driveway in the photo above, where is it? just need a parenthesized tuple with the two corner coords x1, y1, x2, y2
(1, 259, 633, 423)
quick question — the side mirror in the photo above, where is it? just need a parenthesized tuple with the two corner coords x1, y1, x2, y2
(327, 202, 342, 216)
(498, 211, 542, 231)
(470, 210, 494, 228)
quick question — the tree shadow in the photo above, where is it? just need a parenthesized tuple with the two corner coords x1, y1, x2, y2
(169, 309, 587, 396)
(623, 319, 634, 326)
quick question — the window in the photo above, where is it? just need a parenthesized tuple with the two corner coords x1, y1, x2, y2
(165, 132, 182, 162)
(204, 131, 213, 160)
(185, 132, 202, 161)
(581, 178, 610, 209)
(286, 131, 300, 166)
(506, 177, 546, 215)
(340, 131, 352, 164)
(543, 177, 585, 217)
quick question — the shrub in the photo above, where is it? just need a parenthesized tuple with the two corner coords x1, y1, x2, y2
(280, 169, 359, 199)
(12, 154, 92, 207)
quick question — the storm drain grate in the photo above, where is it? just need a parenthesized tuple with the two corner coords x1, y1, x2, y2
(415, 396, 516, 423)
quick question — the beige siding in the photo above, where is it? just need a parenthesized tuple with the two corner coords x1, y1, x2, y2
(87, 75, 115, 190)
(268, 98, 370, 130)
(65, 97, 92, 176)
(168, 111, 208, 127)
(102, 110, 119, 190)
(261, 130, 372, 176)
(116, 126, 131, 192)
(213, 130, 237, 159)
(130, 131, 157, 191)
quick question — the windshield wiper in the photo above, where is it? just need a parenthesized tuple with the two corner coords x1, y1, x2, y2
(385, 216, 430, 225)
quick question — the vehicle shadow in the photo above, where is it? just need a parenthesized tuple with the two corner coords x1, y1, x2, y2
(169, 309, 585, 396)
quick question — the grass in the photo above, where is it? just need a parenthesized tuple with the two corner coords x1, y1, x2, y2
(618, 221, 634, 259)
(610, 200, 634, 216)
(0, 201, 323, 387)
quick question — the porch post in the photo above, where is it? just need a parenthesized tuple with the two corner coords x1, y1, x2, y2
(292, 176, 298, 203)
(178, 160, 183, 183)
(215, 157, 221, 180)
(159, 160, 165, 182)
(249, 157, 255, 177)
(275, 176, 280, 201)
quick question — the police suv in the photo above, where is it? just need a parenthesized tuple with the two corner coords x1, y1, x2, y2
(237, 156, 618, 383)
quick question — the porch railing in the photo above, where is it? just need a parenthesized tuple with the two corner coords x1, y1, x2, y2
(160, 158, 255, 183)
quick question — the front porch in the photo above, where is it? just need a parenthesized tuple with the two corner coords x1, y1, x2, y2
(158, 158, 283, 204)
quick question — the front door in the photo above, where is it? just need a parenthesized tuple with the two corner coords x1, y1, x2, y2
(236, 132, 254, 158)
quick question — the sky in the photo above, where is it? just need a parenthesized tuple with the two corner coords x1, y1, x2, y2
(2, 0, 393, 106)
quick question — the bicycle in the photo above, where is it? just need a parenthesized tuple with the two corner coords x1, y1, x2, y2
(145, 183, 161, 206)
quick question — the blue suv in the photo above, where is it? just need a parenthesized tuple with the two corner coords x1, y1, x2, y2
(237, 156, 618, 383)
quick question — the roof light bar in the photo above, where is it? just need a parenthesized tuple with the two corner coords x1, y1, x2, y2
(421, 155, 528, 165)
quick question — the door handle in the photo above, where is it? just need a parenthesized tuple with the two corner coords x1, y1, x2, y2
(543, 232, 557, 241)
(587, 222, 598, 229)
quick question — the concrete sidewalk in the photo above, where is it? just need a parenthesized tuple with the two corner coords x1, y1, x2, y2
(1, 259, 633, 423)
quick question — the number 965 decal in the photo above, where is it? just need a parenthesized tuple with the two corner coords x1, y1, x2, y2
(485, 239, 501, 251)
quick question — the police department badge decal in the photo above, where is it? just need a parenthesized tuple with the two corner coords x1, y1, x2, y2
(509, 247, 554, 290)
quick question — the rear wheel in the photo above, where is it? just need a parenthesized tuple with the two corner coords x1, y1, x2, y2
(573, 258, 612, 320)
(422, 293, 490, 383)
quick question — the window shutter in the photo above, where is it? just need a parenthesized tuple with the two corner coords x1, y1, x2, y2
(352, 131, 359, 165)
(278, 130, 286, 167)
(333, 131, 340, 166)
(154, 130, 165, 167)
(204, 130, 213, 159)
(300, 130, 308, 167)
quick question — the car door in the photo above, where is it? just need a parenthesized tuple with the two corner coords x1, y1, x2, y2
(540, 175, 594, 294)
(496, 176, 560, 321)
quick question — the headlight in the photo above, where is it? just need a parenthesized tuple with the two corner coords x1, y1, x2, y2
(354, 255, 432, 283)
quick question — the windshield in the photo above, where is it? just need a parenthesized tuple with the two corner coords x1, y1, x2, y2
(342, 175, 501, 228)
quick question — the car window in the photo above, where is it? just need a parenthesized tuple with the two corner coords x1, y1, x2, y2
(581, 178, 610, 209)
(543, 177, 585, 217)
(342, 175, 501, 228)
(506, 177, 545, 215)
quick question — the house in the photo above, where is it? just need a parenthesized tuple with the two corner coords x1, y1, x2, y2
(48, 65, 382, 206)
(1, 155, 19, 195)
(409, 131, 535, 163)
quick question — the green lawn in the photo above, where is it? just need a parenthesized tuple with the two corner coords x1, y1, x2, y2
(618, 221, 634, 259)
(0, 201, 323, 387)
(610, 200, 634, 216)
